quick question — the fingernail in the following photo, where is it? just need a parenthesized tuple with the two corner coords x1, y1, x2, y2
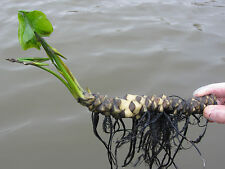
(193, 89, 199, 96)
(193, 87, 205, 97)
(204, 106, 216, 122)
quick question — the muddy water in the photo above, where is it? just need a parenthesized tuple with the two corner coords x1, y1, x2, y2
(1, 0, 225, 169)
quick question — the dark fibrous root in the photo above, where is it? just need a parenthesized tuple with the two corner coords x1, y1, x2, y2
(79, 93, 217, 169)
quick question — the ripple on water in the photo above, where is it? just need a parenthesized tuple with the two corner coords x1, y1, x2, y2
(1, 1, 225, 169)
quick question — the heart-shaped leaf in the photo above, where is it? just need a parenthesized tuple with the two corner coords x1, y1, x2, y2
(18, 10, 53, 50)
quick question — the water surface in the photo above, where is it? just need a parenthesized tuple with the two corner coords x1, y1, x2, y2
(1, 0, 225, 169)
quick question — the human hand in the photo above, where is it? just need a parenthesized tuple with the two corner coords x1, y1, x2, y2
(193, 82, 225, 124)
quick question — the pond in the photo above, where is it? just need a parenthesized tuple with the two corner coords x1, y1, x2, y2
(0, 0, 225, 169)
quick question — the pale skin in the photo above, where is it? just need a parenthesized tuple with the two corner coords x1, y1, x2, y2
(193, 82, 225, 124)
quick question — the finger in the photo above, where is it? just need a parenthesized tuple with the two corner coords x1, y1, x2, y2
(203, 105, 225, 124)
(217, 98, 225, 105)
(193, 82, 225, 98)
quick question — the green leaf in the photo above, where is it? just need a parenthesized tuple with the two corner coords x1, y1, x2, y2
(51, 46, 67, 59)
(17, 57, 49, 66)
(17, 57, 50, 62)
(18, 10, 53, 50)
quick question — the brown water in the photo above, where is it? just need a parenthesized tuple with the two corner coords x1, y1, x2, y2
(1, 0, 225, 169)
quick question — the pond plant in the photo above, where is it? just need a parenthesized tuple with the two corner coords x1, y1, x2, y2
(7, 10, 218, 169)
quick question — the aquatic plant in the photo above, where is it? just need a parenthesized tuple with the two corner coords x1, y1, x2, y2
(7, 10, 217, 169)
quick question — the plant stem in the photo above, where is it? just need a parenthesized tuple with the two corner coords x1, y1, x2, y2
(37, 66, 73, 94)
(34, 32, 84, 100)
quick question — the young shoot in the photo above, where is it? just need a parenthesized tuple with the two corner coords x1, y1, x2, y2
(14, 10, 84, 100)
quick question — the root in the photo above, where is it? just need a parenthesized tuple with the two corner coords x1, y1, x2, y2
(79, 93, 217, 169)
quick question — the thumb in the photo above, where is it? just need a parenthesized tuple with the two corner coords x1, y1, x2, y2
(204, 105, 225, 124)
